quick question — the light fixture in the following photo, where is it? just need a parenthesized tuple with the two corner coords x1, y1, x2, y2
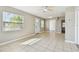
(43, 8, 48, 12)
(42, 6, 53, 12)
(47, 16, 53, 18)
(43, 6, 48, 12)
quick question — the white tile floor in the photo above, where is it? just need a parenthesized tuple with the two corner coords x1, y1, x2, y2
(0, 32, 79, 52)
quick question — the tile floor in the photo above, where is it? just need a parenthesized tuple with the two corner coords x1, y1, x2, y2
(0, 32, 79, 52)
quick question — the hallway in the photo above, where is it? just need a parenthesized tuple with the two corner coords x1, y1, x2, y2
(0, 32, 78, 52)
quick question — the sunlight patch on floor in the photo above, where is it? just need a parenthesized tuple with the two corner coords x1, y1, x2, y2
(21, 38, 41, 45)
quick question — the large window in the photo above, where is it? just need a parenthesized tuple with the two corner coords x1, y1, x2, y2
(41, 19, 45, 31)
(49, 20, 56, 31)
(41, 20, 44, 28)
(3, 12, 24, 31)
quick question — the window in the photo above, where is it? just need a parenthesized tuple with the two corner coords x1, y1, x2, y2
(41, 20, 44, 28)
(49, 20, 56, 31)
(3, 12, 24, 31)
(40, 19, 45, 31)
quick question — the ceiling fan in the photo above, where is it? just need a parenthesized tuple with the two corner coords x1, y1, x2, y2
(42, 6, 53, 12)
(42, 6, 54, 19)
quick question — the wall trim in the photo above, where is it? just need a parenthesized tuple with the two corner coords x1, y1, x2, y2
(65, 40, 77, 44)
(0, 33, 36, 46)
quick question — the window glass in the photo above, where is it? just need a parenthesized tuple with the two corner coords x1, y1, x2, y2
(3, 12, 24, 31)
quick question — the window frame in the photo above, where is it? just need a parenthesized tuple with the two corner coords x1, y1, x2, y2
(2, 11, 24, 32)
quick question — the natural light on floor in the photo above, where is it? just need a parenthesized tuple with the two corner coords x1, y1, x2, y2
(21, 38, 41, 45)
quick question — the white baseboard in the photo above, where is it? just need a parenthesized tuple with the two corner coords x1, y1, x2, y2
(65, 40, 77, 44)
(0, 33, 36, 46)
(56, 32, 61, 33)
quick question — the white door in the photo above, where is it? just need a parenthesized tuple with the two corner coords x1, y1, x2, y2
(35, 18, 41, 33)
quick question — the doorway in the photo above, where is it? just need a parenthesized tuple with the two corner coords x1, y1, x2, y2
(61, 20, 65, 33)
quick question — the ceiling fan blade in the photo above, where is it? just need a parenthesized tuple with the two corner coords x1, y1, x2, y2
(42, 6, 53, 12)
(47, 6, 54, 11)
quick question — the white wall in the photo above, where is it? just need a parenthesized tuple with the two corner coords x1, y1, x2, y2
(45, 20, 49, 31)
(45, 17, 64, 33)
(49, 19, 56, 31)
(35, 17, 41, 33)
(65, 7, 76, 43)
(56, 19, 61, 33)
(55, 17, 65, 33)
(74, 7, 79, 44)
(45, 18, 57, 32)
(0, 6, 35, 43)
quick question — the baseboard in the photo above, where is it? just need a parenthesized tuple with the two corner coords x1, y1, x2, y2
(0, 33, 36, 46)
(38, 31, 46, 33)
(65, 40, 77, 44)
(57, 32, 61, 33)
